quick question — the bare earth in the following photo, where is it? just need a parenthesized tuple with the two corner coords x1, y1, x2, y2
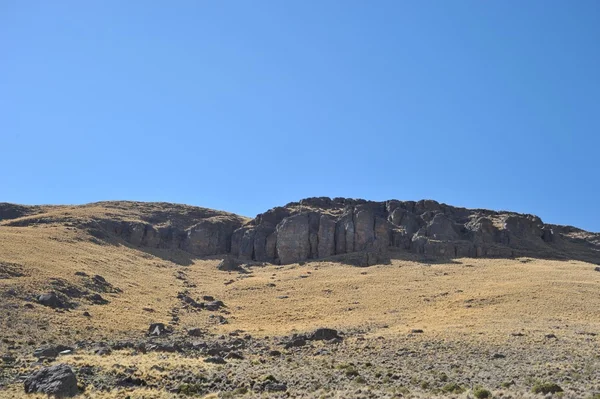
(0, 205, 599, 398)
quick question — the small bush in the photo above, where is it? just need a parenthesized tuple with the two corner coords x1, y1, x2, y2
(178, 383, 204, 396)
(354, 376, 367, 384)
(345, 367, 360, 377)
(442, 382, 465, 394)
(473, 387, 492, 399)
(532, 382, 563, 395)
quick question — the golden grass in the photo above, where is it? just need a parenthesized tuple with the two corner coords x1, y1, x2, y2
(1, 222, 599, 343)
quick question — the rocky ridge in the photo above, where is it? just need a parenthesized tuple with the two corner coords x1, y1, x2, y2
(1, 198, 599, 265)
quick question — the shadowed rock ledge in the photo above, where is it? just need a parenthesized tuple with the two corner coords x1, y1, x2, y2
(1, 198, 599, 265)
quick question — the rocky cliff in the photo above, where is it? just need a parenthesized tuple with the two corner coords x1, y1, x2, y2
(1, 198, 599, 265)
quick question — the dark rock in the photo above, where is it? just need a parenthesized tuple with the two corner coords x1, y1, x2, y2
(148, 323, 171, 336)
(93, 347, 112, 356)
(224, 351, 244, 360)
(205, 300, 225, 311)
(178, 292, 203, 309)
(202, 295, 215, 301)
(37, 292, 65, 309)
(34, 345, 72, 360)
(265, 382, 288, 392)
(24, 363, 78, 397)
(308, 328, 340, 341)
(117, 376, 146, 387)
(188, 328, 203, 337)
(217, 256, 245, 272)
(87, 293, 109, 305)
(285, 338, 307, 349)
(594, 266, 600, 272)
(410, 329, 424, 334)
(492, 353, 506, 359)
(276, 214, 311, 264)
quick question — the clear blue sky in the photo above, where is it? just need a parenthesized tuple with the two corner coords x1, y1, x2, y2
(1, 1, 599, 231)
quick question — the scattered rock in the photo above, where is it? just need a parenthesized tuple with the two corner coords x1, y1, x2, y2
(148, 323, 171, 336)
(93, 346, 112, 356)
(285, 338, 307, 349)
(217, 256, 245, 272)
(37, 292, 66, 309)
(24, 363, 78, 397)
(34, 345, 72, 360)
(205, 300, 225, 311)
(87, 293, 109, 305)
(224, 351, 244, 360)
(188, 328, 204, 337)
(265, 382, 288, 392)
(308, 328, 340, 341)
(117, 376, 146, 387)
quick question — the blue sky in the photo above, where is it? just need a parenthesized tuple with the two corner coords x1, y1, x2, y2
(1, 1, 599, 231)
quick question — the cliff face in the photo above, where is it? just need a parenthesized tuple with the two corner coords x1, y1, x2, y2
(229, 197, 600, 265)
(1, 198, 599, 265)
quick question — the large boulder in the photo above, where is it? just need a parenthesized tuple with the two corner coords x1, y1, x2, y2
(24, 364, 78, 397)
(37, 292, 65, 309)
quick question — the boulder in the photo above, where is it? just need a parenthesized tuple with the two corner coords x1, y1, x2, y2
(148, 323, 170, 336)
(24, 364, 78, 397)
(37, 292, 65, 309)
(308, 328, 340, 341)
(205, 300, 225, 311)
(217, 256, 245, 272)
(188, 328, 203, 337)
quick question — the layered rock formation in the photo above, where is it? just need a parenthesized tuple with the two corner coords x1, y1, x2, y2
(1, 198, 599, 265)
(229, 197, 600, 264)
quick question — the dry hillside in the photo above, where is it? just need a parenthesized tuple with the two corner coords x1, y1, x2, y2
(0, 201, 599, 398)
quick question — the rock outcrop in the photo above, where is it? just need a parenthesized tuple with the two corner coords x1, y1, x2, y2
(228, 197, 600, 265)
(2, 198, 599, 265)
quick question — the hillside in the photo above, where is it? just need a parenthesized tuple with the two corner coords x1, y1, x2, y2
(0, 199, 599, 398)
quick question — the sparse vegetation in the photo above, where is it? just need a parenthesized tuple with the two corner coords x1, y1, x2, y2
(532, 381, 564, 395)
(473, 386, 492, 399)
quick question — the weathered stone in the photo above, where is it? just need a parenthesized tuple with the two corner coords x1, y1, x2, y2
(24, 364, 78, 397)
(148, 323, 170, 336)
(308, 328, 340, 341)
(276, 214, 310, 264)
(317, 215, 336, 258)
(37, 292, 65, 309)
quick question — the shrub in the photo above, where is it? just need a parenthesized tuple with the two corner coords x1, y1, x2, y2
(532, 382, 563, 395)
(473, 386, 492, 399)
(442, 382, 465, 394)
(345, 367, 360, 377)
